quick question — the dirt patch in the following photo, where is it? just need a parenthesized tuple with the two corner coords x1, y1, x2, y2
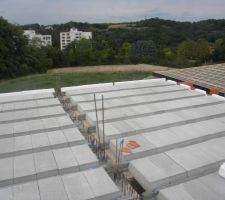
(48, 64, 173, 74)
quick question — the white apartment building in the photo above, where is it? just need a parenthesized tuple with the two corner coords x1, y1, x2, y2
(24, 30, 52, 46)
(60, 28, 92, 50)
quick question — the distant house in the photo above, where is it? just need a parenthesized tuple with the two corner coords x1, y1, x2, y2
(44, 26, 53, 30)
(60, 27, 92, 50)
(23, 30, 52, 46)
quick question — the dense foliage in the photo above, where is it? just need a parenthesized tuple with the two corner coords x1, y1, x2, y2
(0, 17, 64, 78)
(1, 17, 225, 78)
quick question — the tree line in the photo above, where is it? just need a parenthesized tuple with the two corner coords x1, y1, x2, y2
(1, 17, 225, 78)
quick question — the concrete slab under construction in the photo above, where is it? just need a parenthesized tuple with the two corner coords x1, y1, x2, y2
(128, 136, 225, 198)
(0, 98, 60, 112)
(63, 79, 171, 97)
(0, 144, 98, 187)
(86, 95, 224, 126)
(0, 167, 120, 200)
(0, 115, 75, 139)
(100, 103, 225, 142)
(71, 84, 187, 105)
(157, 172, 225, 200)
(0, 89, 55, 104)
(60, 79, 225, 199)
(2, 79, 225, 199)
(66, 80, 225, 200)
(77, 90, 203, 115)
(0, 87, 121, 200)
(0, 106, 66, 124)
(109, 117, 225, 163)
(0, 128, 85, 158)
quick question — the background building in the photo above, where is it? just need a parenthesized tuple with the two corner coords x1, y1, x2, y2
(24, 30, 52, 46)
(60, 27, 92, 50)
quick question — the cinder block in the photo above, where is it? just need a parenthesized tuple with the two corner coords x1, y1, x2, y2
(71, 145, 99, 171)
(47, 131, 67, 148)
(0, 138, 13, 158)
(63, 128, 85, 146)
(14, 135, 32, 155)
(38, 176, 68, 200)
(31, 133, 50, 150)
(34, 151, 58, 179)
(62, 172, 94, 200)
(0, 187, 12, 200)
(0, 157, 13, 187)
(13, 181, 40, 200)
(53, 148, 79, 174)
(14, 154, 36, 184)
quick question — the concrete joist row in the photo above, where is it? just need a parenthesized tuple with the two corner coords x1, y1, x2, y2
(0, 88, 120, 200)
(63, 79, 225, 200)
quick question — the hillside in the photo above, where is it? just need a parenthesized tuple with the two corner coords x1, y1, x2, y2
(22, 18, 225, 48)
(1, 17, 225, 79)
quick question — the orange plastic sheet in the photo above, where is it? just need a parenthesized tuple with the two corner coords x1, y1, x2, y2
(122, 147, 132, 154)
(121, 140, 140, 154)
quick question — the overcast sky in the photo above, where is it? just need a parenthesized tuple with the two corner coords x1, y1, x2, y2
(1, 0, 225, 25)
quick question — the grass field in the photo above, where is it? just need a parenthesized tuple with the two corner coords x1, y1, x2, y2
(0, 71, 152, 93)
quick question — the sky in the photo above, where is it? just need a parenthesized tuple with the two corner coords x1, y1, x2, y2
(1, 0, 225, 25)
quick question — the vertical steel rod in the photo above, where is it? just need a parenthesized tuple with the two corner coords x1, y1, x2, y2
(102, 95, 106, 160)
(114, 139, 118, 179)
(94, 93, 100, 157)
(117, 141, 123, 176)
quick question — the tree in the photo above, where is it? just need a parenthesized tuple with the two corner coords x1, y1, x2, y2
(162, 48, 175, 60)
(0, 17, 29, 78)
(22, 44, 52, 73)
(42, 46, 64, 67)
(177, 39, 195, 60)
(64, 39, 96, 66)
(130, 40, 158, 63)
(117, 42, 132, 63)
(193, 39, 210, 62)
(75, 39, 94, 65)
(0, 17, 56, 78)
(29, 37, 43, 47)
(100, 47, 116, 64)
(213, 38, 225, 61)
(20, 18, 225, 69)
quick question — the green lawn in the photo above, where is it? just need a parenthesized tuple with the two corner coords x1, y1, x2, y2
(0, 72, 152, 93)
